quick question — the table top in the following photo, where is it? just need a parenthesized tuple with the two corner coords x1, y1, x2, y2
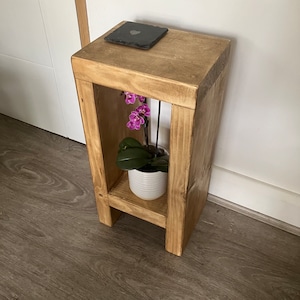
(72, 21, 231, 108)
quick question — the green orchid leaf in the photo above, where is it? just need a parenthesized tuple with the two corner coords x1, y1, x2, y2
(116, 147, 152, 170)
(117, 138, 169, 172)
(155, 165, 168, 173)
(119, 137, 143, 151)
(150, 155, 169, 172)
(151, 155, 169, 166)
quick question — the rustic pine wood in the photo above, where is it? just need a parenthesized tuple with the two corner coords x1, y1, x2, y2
(72, 21, 231, 255)
(75, 79, 120, 226)
(109, 173, 167, 228)
(165, 105, 195, 255)
(1, 114, 299, 299)
(93, 85, 143, 191)
(183, 64, 230, 249)
(74, 0, 90, 47)
(72, 21, 231, 109)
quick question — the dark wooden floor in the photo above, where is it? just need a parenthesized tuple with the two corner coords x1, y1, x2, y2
(0, 113, 299, 300)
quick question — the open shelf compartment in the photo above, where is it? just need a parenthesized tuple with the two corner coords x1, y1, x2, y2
(108, 172, 167, 228)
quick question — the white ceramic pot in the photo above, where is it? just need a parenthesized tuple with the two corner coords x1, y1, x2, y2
(128, 169, 168, 200)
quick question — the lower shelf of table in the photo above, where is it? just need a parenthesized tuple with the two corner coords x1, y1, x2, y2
(108, 173, 168, 228)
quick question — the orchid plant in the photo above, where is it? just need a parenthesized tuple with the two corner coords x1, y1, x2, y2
(116, 92, 169, 172)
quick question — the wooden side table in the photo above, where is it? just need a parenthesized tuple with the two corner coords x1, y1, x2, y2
(71, 21, 231, 256)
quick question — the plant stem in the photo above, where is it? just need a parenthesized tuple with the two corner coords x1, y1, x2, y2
(144, 118, 149, 147)
(155, 100, 161, 154)
(143, 97, 149, 147)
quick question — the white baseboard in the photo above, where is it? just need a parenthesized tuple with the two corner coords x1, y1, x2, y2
(208, 166, 300, 232)
(207, 194, 300, 236)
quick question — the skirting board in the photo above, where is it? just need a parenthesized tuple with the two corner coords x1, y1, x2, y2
(208, 166, 300, 236)
(208, 194, 300, 236)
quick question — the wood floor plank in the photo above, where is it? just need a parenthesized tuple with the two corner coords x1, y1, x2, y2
(0, 114, 299, 300)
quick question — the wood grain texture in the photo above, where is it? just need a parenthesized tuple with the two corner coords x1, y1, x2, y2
(165, 62, 229, 255)
(108, 173, 167, 228)
(183, 63, 230, 248)
(74, 0, 90, 47)
(72, 24, 231, 255)
(75, 79, 120, 226)
(93, 85, 142, 191)
(165, 106, 195, 256)
(0, 114, 300, 299)
(72, 22, 231, 109)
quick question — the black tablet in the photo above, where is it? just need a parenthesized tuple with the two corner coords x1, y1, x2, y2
(104, 22, 168, 50)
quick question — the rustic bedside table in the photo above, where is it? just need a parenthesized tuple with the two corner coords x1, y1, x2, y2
(72, 21, 231, 256)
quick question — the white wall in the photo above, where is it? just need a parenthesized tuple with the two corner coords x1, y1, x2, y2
(86, 0, 300, 227)
(0, 0, 85, 143)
